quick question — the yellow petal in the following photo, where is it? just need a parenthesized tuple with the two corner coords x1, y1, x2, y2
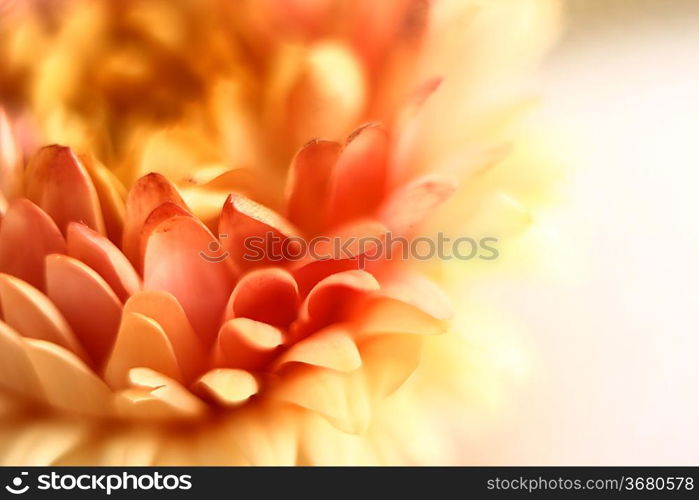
(117, 368, 206, 419)
(272, 364, 371, 434)
(123, 291, 204, 383)
(103, 312, 181, 389)
(24, 338, 114, 416)
(0, 321, 43, 400)
(276, 326, 361, 372)
(194, 369, 258, 407)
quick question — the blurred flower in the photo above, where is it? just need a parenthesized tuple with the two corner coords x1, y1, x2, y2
(0, 0, 562, 464)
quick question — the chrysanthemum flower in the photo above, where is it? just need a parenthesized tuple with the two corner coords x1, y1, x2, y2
(0, 0, 561, 464)
(0, 108, 456, 463)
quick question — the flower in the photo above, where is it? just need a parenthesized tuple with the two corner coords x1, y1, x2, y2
(0, 108, 456, 463)
(0, 0, 562, 464)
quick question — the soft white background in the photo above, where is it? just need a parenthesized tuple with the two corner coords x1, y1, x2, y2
(469, 0, 699, 464)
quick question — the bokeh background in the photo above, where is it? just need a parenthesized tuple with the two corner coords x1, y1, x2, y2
(453, 0, 699, 464)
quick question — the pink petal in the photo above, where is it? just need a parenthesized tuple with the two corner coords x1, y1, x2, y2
(122, 173, 187, 267)
(219, 194, 302, 271)
(327, 124, 389, 227)
(66, 222, 141, 302)
(378, 174, 455, 236)
(24, 145, 105, 235)
(143, 215, 234, 344)
(45, 254, 122, 367)
(0, 199, 66, 290)
(226, 268, 299, 327)
(285, 139, 341, 235)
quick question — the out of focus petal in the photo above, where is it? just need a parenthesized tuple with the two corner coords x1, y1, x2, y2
(0, 199, 66, 290)
(24, 145, 105, 235)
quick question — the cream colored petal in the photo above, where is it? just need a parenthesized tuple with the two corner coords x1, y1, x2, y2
(0, 273, 86, 359)
(356, 297, 448, 337)
(0, 321, 43, 400)
(24, 338, 114, 416)
(276, 326, 361, 372)
(103, 312, 182, 389)
(194, 369, 258, 407)
(117, 368, 206, 420)
(56, 428, 160, 466)
(271, 364, 371, 434)
(219, 404, 300, 466)
(358, 333, 422, 399)
(0, 419, 90, 466)
(378, 271, 453, 320)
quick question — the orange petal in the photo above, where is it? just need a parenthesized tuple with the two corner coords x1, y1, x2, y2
(123, 291, 205, 383)
(227, 268, 299, 327)
(304, 270, 379, 326)
(24, 145, 105, 235)
(122, 173, 187, 267)
(103, 312, 182, 389)
(218, 318, 283, 371)
(219, 194, 302, 271)
(143, 215, 234, 344)
(24, 338, 114, 416)
(327, 124, 389, 227)
(285, 139, 341, 235)
(0, 273, 87, 360)
(194, 369, 258, 407)
(66, 222, 141, 302)
(0, 199, 66, 290)
(45, 254, 122, 367)
(292, 258, 361, 298)
(276, 326, 361, 372)
(378, 174, 455, 236)
(0, 321, 43, 400)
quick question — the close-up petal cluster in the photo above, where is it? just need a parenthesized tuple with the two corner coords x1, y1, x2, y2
(0, 0, 562, 465)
